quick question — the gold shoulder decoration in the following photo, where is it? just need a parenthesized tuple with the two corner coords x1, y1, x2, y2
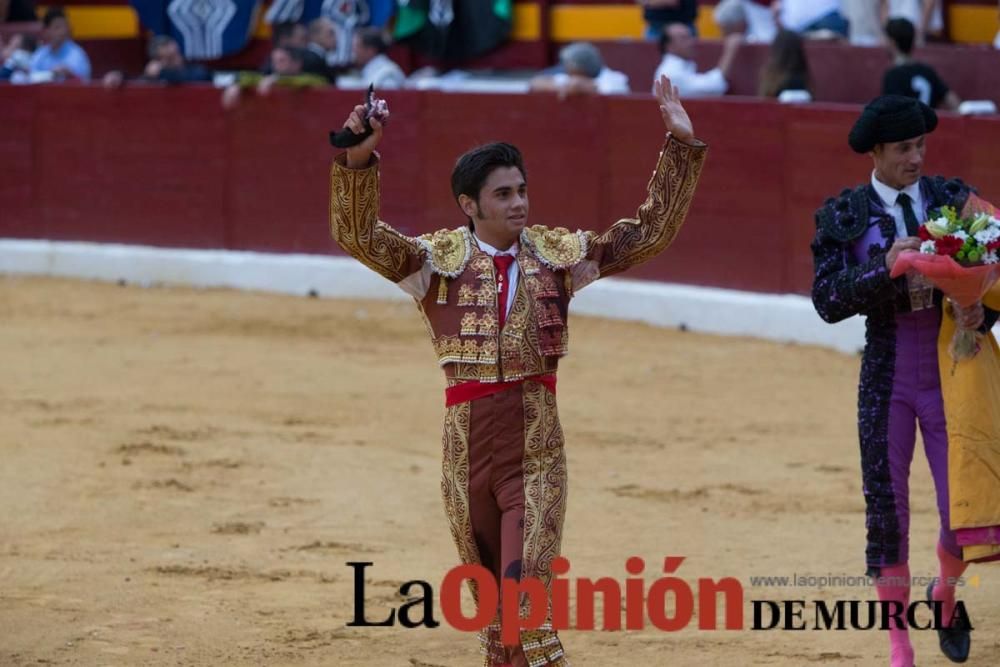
(418, 227, 473, 278)
(520, 225, 589, 271)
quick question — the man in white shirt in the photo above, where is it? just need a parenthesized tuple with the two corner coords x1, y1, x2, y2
(714, 0, 778, 44)
(530, 42, 630, 96)
(774, 0, 848, 37)
(652, 23, 742, 97)
(351, 27, 405, 90)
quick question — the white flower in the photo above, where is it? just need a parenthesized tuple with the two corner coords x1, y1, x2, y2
(925, 218, 950, 238)
(952, 230, 969, 241)
(985, 250, 999, 265)
(974, 226, 1000, 245)
(920, 240, 937, 254)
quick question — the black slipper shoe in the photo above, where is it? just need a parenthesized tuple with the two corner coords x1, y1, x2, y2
(927, 582, 971, 663)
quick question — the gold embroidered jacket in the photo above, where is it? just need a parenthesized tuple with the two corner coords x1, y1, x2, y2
(330, 135, 707, 384)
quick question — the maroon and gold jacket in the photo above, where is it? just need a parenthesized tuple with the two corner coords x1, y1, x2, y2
(330, 135, 707, 386)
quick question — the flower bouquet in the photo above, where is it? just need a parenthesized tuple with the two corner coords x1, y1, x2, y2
(890, 197, 1000, 371)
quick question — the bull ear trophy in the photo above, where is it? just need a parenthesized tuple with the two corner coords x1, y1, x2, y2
(330, 84, 390, 148)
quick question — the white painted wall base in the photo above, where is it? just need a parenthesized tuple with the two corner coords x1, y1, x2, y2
(0, 239, 866, 354)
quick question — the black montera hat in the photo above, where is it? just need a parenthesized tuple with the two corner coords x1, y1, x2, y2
(848, 95, 938, 153)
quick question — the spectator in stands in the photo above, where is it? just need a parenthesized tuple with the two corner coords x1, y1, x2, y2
(307, 17, 338, 68)
(713, 0, 777, 44)
(223, 46, 327, 109)
(274, 21, 308, 50)
(29, 7, 90, 82)
(653, 22, 742, 97)
(349, 27, 405, 90)
(1, 0, 36, 22)
(842, 0, 884, 46)
(884, 0, 944, 45)
(773, 0, 848, 38)
(882, 17, 960, 110)
(758, 29, 811, 98)
(103, 35, 211, 88)
(0, 32, 35, 82)
(261, 21, 333, 81)
(529, 41, 630, 95)
(637, 0, 699, 40)
(304, 17, 348, 82)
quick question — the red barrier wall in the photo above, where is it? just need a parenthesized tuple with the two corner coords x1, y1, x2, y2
(2, 85, 999, 295)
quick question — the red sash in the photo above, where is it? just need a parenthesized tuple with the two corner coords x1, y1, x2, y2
(444, 374, 557, 407)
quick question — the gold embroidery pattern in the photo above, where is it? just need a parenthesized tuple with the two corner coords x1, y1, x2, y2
(519, 381, 569, 666)
(458, 284, 476, 306)
(439, 400, 485, 606)
(521, 226, 589, 271)
(329, 156, 424, 282)
(519, 255, 542, 276)
(477, 312, 499, 338)
(475, 284, 495, 307)
(460, 312, 478, 336)
(500, 280, 532, 381)
(470, 255, 494, 278)
(478, 621, 508, 666)
(417, 227, 473, 278)
(593, 136, 707, 278)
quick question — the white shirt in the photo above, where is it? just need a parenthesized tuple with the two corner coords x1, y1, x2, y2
(360, 54, 406, 90)
(780, 0, 841, 32)
(552, 67, 630, 94)
(841, 0, 883, 46)
(887, 0, 943, 32)
(871, 171, 925, 239)
(653, 53, 727, 98)
(742, 0, 779, 43)
(473, 236, 520, 319)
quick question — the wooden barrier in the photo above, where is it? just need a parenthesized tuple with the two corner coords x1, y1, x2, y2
(1, 85, 998, 294)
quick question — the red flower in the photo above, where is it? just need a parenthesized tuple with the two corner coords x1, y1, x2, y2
(988, 239, 1000, 252)
(935, 235, 965, 256)
(918, 225, 933, 241)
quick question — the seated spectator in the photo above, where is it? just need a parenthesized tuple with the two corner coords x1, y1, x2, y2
(529, 42, 630, 96)
(307, 17, 338, 68)
(758, 29, 811, 98)
(653, 23, 742, 97)
(103, 35, 211, 88)
(637, 0, 698, 40)
(773, 0, 848, 38)
(882, 17, 959, 110)
(274, 21, 307, 50)
(29, 7, 90, 82)
(223, 46, 327, 109)
(348, 27, 405, 90)
(305, 17, 348, 82)
(0, 32, 35, 82)
(260, 21, 332, 80)
(1, 0, 36, 22)
(842, 0, 883, 46)
(714, 0, 777, 44)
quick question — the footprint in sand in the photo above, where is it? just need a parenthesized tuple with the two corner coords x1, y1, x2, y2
(212, 521, 265, 535)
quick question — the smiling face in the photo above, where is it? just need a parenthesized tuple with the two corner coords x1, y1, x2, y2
(459, 166, 529, 249)
(872, 134, 926, 189)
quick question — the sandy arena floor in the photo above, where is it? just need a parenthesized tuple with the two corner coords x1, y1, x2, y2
(1, 275, 998, 666)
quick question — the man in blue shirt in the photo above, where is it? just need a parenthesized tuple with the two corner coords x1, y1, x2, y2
(29, 7, 91, 82)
